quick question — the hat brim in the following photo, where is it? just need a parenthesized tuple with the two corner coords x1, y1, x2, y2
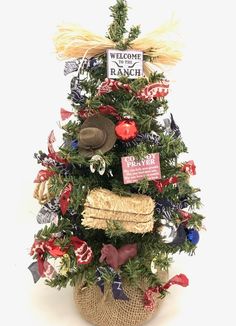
(78, 114, 117, 157)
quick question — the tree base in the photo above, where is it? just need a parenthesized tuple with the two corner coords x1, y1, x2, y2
(74, 273, 168, 326)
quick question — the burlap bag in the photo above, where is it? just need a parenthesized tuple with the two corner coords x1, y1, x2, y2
(74, 271, 168, 326)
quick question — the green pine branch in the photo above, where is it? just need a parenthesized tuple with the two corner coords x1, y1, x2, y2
(107, 0, 128, 44)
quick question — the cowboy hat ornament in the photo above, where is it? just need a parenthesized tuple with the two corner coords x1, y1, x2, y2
(78, 114, 117, 157)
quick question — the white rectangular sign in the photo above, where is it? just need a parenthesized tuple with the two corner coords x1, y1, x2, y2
(107, 49, 143, 79)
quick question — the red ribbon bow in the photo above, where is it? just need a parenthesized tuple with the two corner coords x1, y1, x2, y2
(34, 169, 56, 183)
(78, 105, 121, 120)
(154, 176, 178, 192)
(47, 130, 68, 164)
(30, 236, 93, 276)
(70, 236, 93, 264)
(98, 105, 122, 120)
(78, 108, 96, 119)
(136, 81, 169, 101)
(97, 78, 132, 96)
(60, 108, 73, 121)
(30, 239, 66, 276)
(59, 182, 73, 215)
(178, 210, 192, 224)
(144, 274, 189, 311)
(181, 160, 196, 175)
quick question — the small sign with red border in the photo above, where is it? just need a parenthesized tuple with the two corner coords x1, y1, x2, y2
(121, 153, 161, 184)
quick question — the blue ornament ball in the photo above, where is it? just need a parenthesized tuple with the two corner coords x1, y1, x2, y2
(186, 228, 200, 245)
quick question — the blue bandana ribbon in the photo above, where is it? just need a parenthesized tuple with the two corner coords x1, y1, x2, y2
(96, 267, 129, 301)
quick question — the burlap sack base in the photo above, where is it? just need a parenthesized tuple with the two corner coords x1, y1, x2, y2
(74, 271, 168, 326)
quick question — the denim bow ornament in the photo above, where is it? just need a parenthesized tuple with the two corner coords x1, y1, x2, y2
(96, 266, 129, 301)
(70, 77, 87, 105)
(164, 113, 181, 138)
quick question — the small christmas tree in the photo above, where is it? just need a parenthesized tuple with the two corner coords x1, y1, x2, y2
(29, 1, 204, 325)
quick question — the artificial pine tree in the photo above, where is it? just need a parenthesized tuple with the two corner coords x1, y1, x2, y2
(29, 1, 204, 325)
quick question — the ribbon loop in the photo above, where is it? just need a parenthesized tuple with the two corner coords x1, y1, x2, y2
(144, 273, 189, 311)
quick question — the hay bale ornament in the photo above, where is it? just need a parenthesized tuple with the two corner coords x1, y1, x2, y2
(82, 188, 155, 233)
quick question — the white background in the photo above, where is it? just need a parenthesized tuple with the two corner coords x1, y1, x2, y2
(0, 0, 236, 325)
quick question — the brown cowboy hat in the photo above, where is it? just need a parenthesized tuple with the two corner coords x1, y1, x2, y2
(78, 114, 117, 157)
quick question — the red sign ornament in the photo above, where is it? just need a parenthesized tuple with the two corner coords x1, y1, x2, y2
(144, 274, 189, 311)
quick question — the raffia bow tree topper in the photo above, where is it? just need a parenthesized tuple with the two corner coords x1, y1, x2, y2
(29, 1, 204, 325)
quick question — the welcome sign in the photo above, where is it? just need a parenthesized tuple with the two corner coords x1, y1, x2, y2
(107, 49, 143, 79)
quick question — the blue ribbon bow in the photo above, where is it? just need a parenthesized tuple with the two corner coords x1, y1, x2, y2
(96, 267, 129, 301)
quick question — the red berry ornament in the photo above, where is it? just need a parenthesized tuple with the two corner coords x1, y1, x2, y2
(115, 119, 138, 141)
